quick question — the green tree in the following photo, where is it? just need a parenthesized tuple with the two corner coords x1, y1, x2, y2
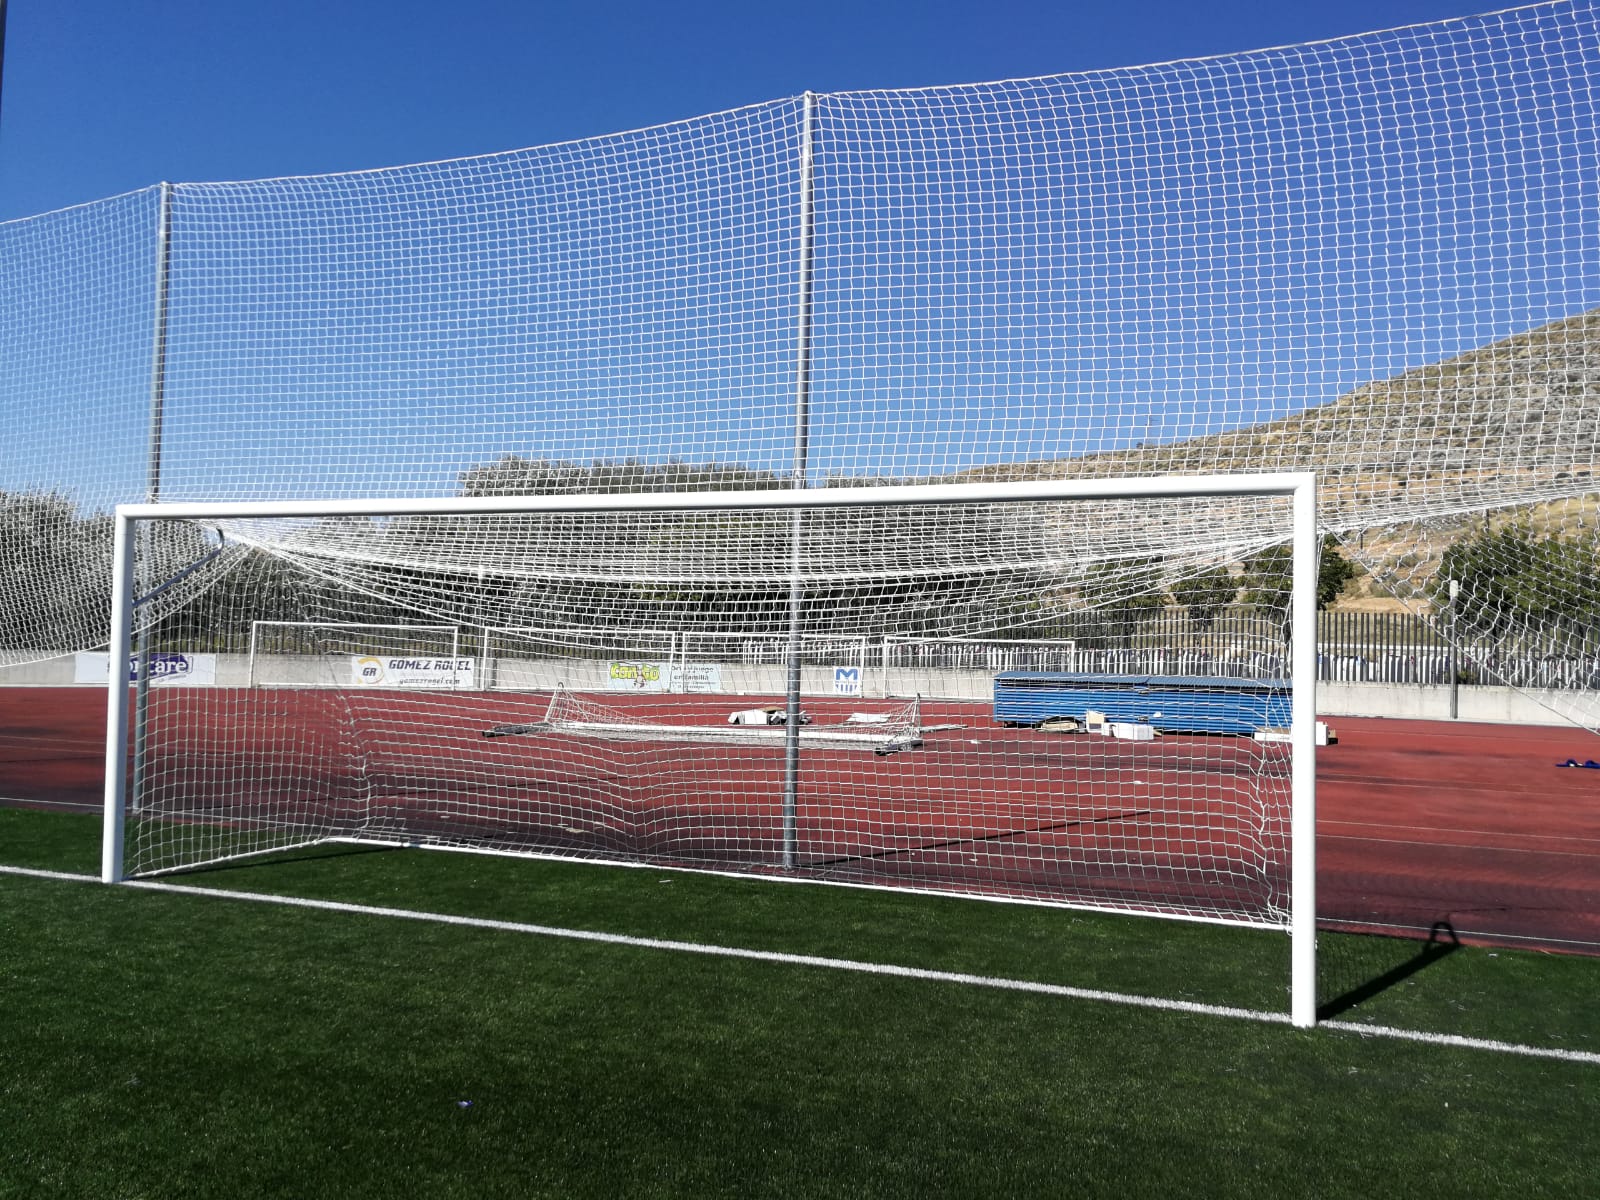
(0, 491, 113, 651)
(1243, 536, 1356, 611)
(1078, 556, 1167, 648)
(445, 457, 1045, 638)
(1169, 565, 1238, 630)
(1318, 540, 1358, 607)
(1431, 524, 1600, 643)
(459, 455, 783, 497)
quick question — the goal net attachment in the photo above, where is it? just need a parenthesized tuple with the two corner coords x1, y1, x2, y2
(101, 474, 1320, 1027)
(483, 686, 924, 755)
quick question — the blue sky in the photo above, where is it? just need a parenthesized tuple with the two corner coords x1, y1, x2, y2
(0, 0, 1502, 221)
(4, 1, 1597, 505)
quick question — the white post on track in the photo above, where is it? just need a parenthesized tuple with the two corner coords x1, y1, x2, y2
(108, 475, 1317, 525)
(101, 511, 136, 883)
(1289, 475, 1319, 1028)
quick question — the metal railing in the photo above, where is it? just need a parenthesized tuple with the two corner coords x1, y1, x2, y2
(130, 606, 1600, 691)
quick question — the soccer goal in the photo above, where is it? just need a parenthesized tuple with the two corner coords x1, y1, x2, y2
(101, 475, 1319, 1026)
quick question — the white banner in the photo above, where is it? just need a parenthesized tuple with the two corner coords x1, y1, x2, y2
(832, 665, 863, 696)
(75, 652, 218, 687)
(351, 656, 476, 688)
(671, 663, 724, 694)
(603, 661, 724, 693)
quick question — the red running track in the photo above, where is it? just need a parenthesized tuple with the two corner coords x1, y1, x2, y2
(1, 687, 1596, 953)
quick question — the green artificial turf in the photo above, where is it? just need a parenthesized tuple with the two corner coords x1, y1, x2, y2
(2, 808, 1596, 1198)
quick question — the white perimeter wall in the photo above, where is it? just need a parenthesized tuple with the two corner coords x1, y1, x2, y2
(0, 651, 1584, 728)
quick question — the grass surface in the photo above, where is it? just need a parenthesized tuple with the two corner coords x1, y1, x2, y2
(3, 808, 1597, 1198)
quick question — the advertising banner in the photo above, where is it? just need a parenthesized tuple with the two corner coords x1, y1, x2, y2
(604, 661, 670, 692)
(74, 652, 218, 687)
(670, 663, 724, 694)
(351, 656, 476, 688)
(832, 665, 863, 697)
(603, 661, 725, 693)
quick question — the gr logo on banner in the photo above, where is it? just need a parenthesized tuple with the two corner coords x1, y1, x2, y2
(351, 657, 475, 688)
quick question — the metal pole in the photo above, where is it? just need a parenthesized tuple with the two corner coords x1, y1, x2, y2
(782, 93, 817, 869)
(1448, 577, 1460, 719)
(131, 183, 174, 816)
(0, 0, 10, 140)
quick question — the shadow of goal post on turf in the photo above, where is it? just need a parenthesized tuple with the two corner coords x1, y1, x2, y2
(1317, 920, 1462, 1022)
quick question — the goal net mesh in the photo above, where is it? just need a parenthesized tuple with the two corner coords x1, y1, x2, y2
(122, 491, 1301, 930)
(0, 6, 1595, 907)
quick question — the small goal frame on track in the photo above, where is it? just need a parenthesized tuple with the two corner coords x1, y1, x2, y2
(99, 474, 1320, 1028)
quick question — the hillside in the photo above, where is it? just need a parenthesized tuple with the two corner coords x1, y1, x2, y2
(969, 306, 1600, 536)
(957, 307, 1600, 612)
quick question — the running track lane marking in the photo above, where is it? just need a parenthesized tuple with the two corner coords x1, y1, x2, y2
(3, 864, 1597, 1067)
(1323, 832, 1600, 858)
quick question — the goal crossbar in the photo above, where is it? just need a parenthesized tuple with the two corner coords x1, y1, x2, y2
(100, 474, 1319, 1028)
(101, 474, 1317, 523)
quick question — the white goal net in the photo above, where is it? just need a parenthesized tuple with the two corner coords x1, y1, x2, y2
(103, 477, 1319, 1021)
(4, 4, 1599, 1026)
(3, 5, 1599, 740)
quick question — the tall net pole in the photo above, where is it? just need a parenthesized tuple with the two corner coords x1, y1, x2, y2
(131, 182, 174, 815)
(782, 92, 817, 869)
(0, 0, 9, 144)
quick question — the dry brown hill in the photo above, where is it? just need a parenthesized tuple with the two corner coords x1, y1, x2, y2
(967, 306, 1600, 534)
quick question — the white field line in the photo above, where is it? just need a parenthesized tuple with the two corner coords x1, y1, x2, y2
(3, 864, 1596, 1067)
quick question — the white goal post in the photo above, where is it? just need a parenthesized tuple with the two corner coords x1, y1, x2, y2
(101, 474, 1319, 1027)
